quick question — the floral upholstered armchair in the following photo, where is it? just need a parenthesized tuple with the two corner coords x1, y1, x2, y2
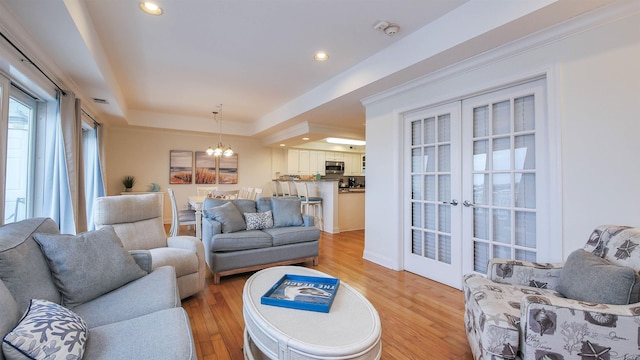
(463, 225, 640, 360)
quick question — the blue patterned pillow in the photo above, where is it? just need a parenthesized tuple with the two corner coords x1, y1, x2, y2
(244, 211, 274, 230)
(2, 299, 87, 360)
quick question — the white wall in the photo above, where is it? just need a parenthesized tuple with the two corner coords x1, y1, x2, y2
(363, 9, 640, 270)
(104, 126, 275, 221)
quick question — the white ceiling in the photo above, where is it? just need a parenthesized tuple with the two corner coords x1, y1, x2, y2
(0, 0, 615, 147)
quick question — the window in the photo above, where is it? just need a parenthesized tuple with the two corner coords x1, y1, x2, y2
(4, 87, 36, 223)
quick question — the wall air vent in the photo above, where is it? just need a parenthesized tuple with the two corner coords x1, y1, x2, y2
(92, 98, 109, 104)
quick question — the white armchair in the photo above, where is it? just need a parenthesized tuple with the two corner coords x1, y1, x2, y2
(93, 194, 205, 299)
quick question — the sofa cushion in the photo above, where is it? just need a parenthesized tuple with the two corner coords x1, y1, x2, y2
(33, 226, 147, 308)
(210, 231, 272, 252)
(558, 249, 638, 305)
(72, 266, 180, 329)
(602, 227, 640, 270)
(271, 198, 303, 227)
(245, 211, 274, 230)
(0, 217, 62, 311)
(2, 299, 87, 360)
(262, 226, 320, 246)
(205, 202, 246, 233)
(83, 308, 195, 360)
(0, 280, 20, 356)
(256, 197, 272, 213)
(232, 199, 257, 215)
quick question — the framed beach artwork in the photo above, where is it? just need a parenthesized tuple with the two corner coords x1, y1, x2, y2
(218, 154, 238, 184)
(169, 150, 193, 184)
(195, 151, 217, 184)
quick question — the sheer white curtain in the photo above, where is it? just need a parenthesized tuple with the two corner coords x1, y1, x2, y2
(82, 121, 105, 230)
(42, 90, 87, 233)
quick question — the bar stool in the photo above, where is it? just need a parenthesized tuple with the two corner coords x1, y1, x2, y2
(294, 182, 323, 231)
(278, 180, 293, 197)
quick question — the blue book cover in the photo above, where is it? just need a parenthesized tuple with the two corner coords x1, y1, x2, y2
(261, 274, 340, 312)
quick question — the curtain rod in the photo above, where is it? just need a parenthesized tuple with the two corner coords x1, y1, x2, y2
(81, 109, 101, 127)
(0, 30, 67, 96)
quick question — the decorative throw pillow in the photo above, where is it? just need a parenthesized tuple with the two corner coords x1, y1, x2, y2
(245, 211, 274, 230)
(271, 198, 303, 227)
(558, 249, 638, 305)
(33, 226, 147, 308)
(2, 299, 87, 360)
(205, 202, 246, 233)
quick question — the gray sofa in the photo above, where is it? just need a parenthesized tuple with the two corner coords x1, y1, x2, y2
(0, 218, 196, 360)
(202, 197, 320, 283)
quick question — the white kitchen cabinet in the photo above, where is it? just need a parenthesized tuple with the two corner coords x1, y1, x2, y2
(309, 151, 325, 175)
(298, 150, 310, 175)
(287, 149, 300, 175)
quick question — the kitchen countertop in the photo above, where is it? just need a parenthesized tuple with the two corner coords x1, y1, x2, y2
(339, 188, 365, 193)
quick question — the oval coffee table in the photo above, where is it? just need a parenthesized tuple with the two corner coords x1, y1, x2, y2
(243, 266, 382, 360)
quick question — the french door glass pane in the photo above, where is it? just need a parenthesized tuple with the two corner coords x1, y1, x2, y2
(438, 175, 450, 202)
(438, 144, 450, 172)
(492, 137, 511, 171)
(412, 175, 421, 200)
(424, 175, 435, 201)
(473, 174, 489, 205)
(493, 244, 511, 259)
(473, 140, 488, 171)
(425, 232, 436, 259)
(424, 117, 436, 144)
(412, 202, 421, 227)
(515, 211, 536, 248)
(424, 146, 435, 172)
(411, 147, 422, 172)
(515, 134, 535, 170)
(493, 209, 511, 244)
(492, 100, 510, 135)
(411, 120, 421, 145)
(492, 173, 511, 206)
(412, 230, 422, 255)
(438, 114, 451, 142)
(438, 234, 451, 264)
(473, 106, 489, 137)
(438, 205, 450, 233)
(474, 241, 490, 272)
(515, 249, 536, 262)
(424, 203, 435, 230)
(515, 173, 536, 208)
(514, 95, 535, 132)
(473, 208, 489, 239)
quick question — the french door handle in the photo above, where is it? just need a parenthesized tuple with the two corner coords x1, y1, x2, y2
(463, 200, 474, 207)
(442, 199, 458, 206)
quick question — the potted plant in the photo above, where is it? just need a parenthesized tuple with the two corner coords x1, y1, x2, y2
(122, 176, 136, 192)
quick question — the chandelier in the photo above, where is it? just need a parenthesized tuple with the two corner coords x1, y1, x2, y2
(205, 104, 233, 157)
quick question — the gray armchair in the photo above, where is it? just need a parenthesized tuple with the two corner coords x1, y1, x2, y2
(94, 194, 205, 299)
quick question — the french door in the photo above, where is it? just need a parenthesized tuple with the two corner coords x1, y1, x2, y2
(405, 79, 547, 289)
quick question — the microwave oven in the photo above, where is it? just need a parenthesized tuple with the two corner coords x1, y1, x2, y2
(325, 161, 345, 174)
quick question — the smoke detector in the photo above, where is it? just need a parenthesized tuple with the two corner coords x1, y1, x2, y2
(373, 20, 400, 36)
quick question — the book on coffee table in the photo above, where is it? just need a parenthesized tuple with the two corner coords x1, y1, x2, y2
(261, 274, 340, 313)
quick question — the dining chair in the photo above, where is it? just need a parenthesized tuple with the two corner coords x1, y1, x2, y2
(196, 186, 218, 197)
(270, 180, 282, 197)
(168, 188, 197, 237)
(278, 181, 293, 197)
(250, 188, 263, 200)
(294, 182, 323, 231)
(238, 187, 250, 199)
(211, 189, 239, 199)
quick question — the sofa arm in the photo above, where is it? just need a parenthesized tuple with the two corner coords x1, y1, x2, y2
(520, 295, 640, 358)
(488, 258, 564, 291)
(167, 235, 206, 291)
(129, 250, 152, 273)
(302, 215, 315, 227)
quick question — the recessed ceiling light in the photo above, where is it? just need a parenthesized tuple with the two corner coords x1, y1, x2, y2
(279, 144, 286, 147)
(314, 51, 329, 61)
(326, 137, 366, 146)
(302, 137, 310, 141)
(140, 2, 163, 15)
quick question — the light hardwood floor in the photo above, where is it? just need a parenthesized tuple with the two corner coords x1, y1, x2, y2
(181, 230, 474, 359)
